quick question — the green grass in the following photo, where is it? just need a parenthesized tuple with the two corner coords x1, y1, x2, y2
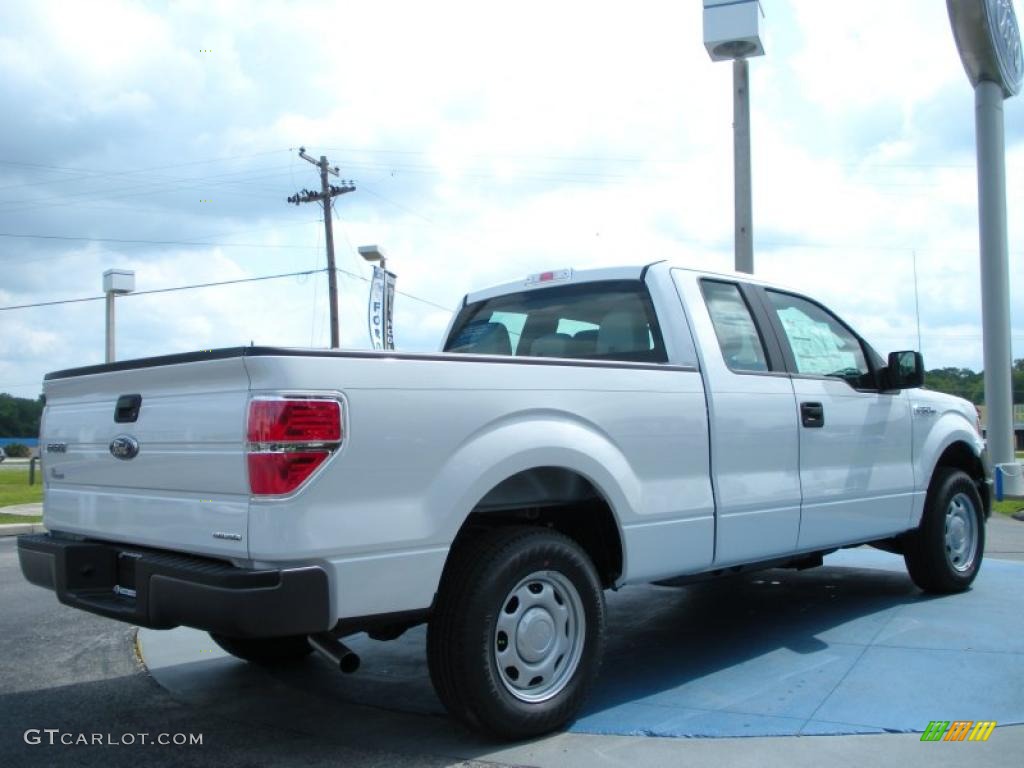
(0, 469, 43, 508)
(994, 499, 1024, 517)
(0, 512, 42, 524)
(995, 452, 1024, 516)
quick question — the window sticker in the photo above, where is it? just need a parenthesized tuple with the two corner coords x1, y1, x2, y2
(777, 307, 858, 376)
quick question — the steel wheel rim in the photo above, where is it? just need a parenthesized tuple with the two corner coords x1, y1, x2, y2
(944, 492, 978, 573)
(494, 570, 586, 703)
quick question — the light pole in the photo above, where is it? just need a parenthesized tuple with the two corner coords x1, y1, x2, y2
(359, 245, 396, 350)
(948, 0, 1022, 470)
(704, 0, 765, 275)
(102, 269, 135, 363)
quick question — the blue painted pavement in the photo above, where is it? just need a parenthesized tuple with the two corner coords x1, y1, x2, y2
(254, 547, 1024, 738)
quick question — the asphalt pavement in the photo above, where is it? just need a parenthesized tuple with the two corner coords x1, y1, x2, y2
(986, 513, 1024, 560)
(3, 520, 1024, 768)
(0, 537, 514, 768)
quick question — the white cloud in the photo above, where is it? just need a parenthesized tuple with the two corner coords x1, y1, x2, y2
(0, 0, 1022, 400)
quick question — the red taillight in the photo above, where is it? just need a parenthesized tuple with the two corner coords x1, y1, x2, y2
(248, 452, 328, 495)
(247, 399, 341, 443)
(246, 397, 343, 496)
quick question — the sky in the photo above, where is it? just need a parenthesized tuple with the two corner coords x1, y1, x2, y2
(0, 0, 1022, 399)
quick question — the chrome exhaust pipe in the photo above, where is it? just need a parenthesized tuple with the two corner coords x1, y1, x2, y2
(307, 632, 360, 673)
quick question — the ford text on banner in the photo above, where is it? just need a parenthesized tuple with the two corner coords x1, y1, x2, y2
(368, 266, 385, 350)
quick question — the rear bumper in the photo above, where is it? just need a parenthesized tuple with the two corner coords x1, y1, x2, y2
(17, 533, 331, 638)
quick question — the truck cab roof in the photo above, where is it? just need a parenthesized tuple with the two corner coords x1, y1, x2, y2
(462, 260, 786, 306)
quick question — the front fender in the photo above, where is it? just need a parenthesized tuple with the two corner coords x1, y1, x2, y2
(918, 418, 984, 486)
(914, 412, 986, 523)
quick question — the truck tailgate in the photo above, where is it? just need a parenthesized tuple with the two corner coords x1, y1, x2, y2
(41, 357, 251, 559)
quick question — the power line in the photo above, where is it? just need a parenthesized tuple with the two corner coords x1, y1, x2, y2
(0, 269, 326, 311)
(0, 164, 302, 215)
(358, 183, 438, 225)
(0, 148, 290, 176)
(3, 146, 1020, 206)
(0, 149, 292, 192)
(322, 201, 453, 314)
(0, 231, 323, 250)
(6, 221, 326, 266)
(1, 229, 1019, 267)
(2, 149, 1019, 225)
(0, 266, 452, 314)
(756, 239, 1024, 256)
(322, 146, 1024, 171)
(332, 266, 451, 312)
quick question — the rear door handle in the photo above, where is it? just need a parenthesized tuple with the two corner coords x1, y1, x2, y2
(801, 401, 824, 428)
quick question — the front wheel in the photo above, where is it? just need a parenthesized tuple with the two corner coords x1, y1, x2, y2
(903, 468, 985, 593)
(427, 527, 605, 739)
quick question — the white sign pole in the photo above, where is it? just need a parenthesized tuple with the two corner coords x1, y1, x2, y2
(948, 0, 1023, 467)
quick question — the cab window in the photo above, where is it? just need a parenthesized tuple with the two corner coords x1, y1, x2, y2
(445, 280, 667, 363)
(765, 290, 874, 387)
(700, 280, 770, 373)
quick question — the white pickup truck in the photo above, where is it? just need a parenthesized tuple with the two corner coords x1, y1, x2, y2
(19, 262, 991, 739)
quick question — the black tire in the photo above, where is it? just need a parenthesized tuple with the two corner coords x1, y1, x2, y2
(903, 468, 985, 594)
(209, 632, 314, 665)
(427, 526, 605, 740)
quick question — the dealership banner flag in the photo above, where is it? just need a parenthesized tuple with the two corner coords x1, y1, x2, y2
(367, 266, 396, 350)
(383, 269, 396, 350)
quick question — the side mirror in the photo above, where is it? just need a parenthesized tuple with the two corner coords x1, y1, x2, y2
(886, 350, 924, 390)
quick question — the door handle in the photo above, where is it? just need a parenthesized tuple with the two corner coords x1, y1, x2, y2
(801, 402, 824, 428)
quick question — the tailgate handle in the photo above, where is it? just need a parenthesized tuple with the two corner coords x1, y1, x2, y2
(115, 394, 143, 423)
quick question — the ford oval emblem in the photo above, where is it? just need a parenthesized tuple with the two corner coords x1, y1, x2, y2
(109, 435, 140, 461)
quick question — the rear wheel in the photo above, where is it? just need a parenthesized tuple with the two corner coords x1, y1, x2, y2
(427, 527, 605, 739)
(209, 633, 313, 665)
(903, 468, 985, 593)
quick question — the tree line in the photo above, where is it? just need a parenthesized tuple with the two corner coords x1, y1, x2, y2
(924, 359, 1024, 405)
(0, 393, 44, 437)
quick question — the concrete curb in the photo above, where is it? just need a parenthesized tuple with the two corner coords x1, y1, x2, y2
(0, 523, 45, 537)
(1, 503, 43, 516)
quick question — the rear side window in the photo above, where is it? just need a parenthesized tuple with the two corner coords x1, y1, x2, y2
(700, 280, 769, 372)
(445, 280, 667, 363)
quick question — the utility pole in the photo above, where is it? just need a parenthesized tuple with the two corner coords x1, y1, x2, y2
(287, 147, 356, 348)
